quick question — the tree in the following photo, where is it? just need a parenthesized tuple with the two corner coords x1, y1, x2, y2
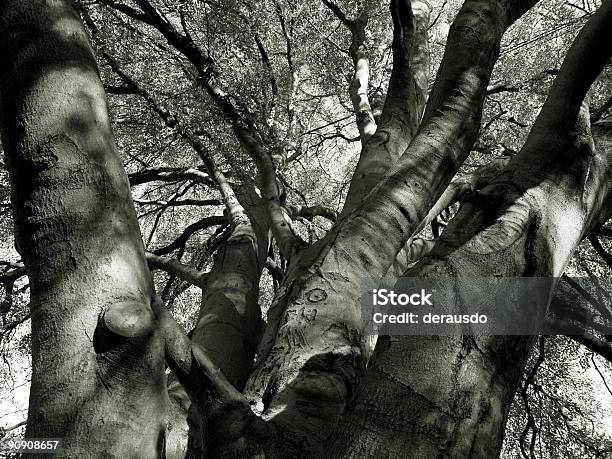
(0, 0, 610, 457)
(0, 0, 168, 455)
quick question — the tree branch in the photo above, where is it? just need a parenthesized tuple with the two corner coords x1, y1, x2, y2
(242, 5, 543, 452)
(128, 166, 214, 187)
(134, 197, 222, 208)
(96, 0, 151, 24)
(340, 0, 431, 216)
(0, 420, 26, 434)
(574, 332, 612, 363)
(133, 0, 211, 68)
(102, 0, 298, 260)
(323, 0, 376, 145)
(151, 294, 270, 456)
(591, 353, 612, 395)
(379, 0, 430, 136)
(287, 204, 338, 222)
(0, 261, 26, 284)
(589, 234, 612, 270)
(486, 83, 520, 95)
(254, 33, 279, 108)
(561, 275, 612, 324)
(519, 336, 545, 459)
(152, 215, 227, 256)
(321, 0, 353, 27)
(146, 252, 208, 288)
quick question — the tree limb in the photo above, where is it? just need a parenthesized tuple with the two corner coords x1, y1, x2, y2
(287, 204, 338, 222)
(128, 167, 213, 186)
(146, 252, 208, 288)
(151, 294, 270, 457)
(574, 332, 612, 363)
(323, 0, 376, 145)
(340, 0, 431, 215)
(103, 0, 299, 260)
(588, 234, 612, 270)
(134, 197, 222, 207)
(152, 215, 226, 256)
(486, 83, 520, 95)
(321, 0, 354, 27)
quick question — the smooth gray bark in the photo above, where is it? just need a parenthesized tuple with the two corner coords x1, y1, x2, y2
(0, 0, 168, 455)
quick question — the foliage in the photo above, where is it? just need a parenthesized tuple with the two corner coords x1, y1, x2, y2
(0, 0, 611, 456)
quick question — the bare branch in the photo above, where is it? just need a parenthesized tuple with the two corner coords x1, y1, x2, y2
(588, 234, 612, 270)
(94, 44, 248, 231)
(101, 0, 298, 260)
(96, 0, 150, 24)
(128, 167, 213, 186)
(519, 336, 545, 459)
(146, 252, 208, 288)
(287, 205, 338, 222)
(134, 197, 222, 207)
(254, 33, 279, 102)
(0, 260, 26, 284)
(486, 83, 520, 95)
(577, 333, 612, 363)
(133, 0, 211, 68)
(340, 0, 431, 215)
(321, 0, 353, 27)
(428, 0, 447, 29)
(0, 420, 26, 434)
(273, 0, 298, 140)
(591, 353, 612, 395)
(0, 313, 30, 344)
(152, 215, 227, 256)
(0, 260, 24, 270)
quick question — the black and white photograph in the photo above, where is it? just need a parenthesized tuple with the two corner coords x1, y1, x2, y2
(0, 0, 611, 457)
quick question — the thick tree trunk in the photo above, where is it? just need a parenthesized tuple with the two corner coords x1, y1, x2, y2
(328, 1, 612, 455)
(242, 1, 537, 456)
(0, 1, 167, 456)
(192, 191, 268, 391)
(87, 14, 275, 455)
(328, 335, 533, 458)
(5, 1, 610, 457)
(190, 193, 269, 457)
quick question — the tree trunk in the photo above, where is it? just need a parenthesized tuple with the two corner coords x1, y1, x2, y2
(329, 1, 612, 455)
(0, 1, 167, 456)
(191, 191, 269, 457)
(4, 0, 611, 457)
(242, 2, 537, 456)
(192, 191, 268, 391)
(340, 0, 431, 216)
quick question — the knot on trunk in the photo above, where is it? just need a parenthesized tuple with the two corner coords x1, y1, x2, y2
(102, 300, 155, 338)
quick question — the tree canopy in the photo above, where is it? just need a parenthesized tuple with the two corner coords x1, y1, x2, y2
(0, 0, 611, 457)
